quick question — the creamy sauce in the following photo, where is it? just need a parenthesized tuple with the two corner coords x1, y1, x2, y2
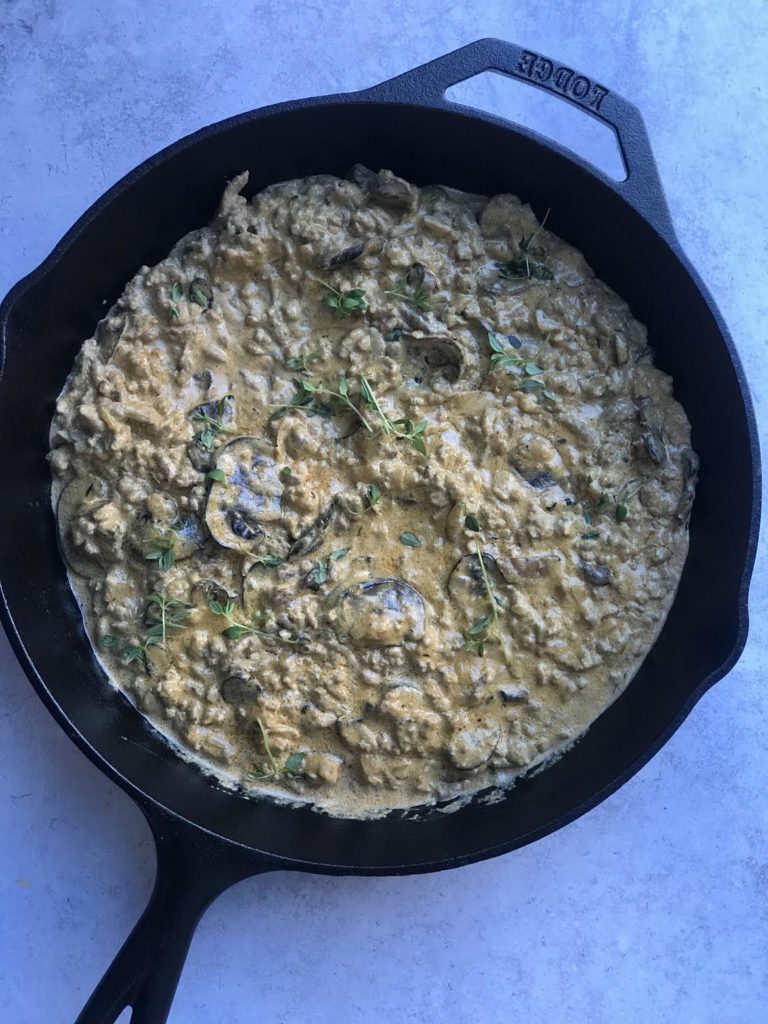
(49, 168, 697, 817)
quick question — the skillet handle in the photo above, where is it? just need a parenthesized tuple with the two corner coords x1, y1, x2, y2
(366, 37, 676, 240)
(75, 811, 266, 1024)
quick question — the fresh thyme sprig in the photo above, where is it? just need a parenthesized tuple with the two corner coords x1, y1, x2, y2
(271, 374, 428, 455)
(463, 543, 504, 657)
(102, 592, 192, 664)
(320, 281, 368, 318)
(168, 282, 184, 321)
(487, 332, 556, 404)
(285, 351, 320, 374)
(250, 716, 305, 781)
(497, 209, 554, 281)
(581, 477, 642, 528)
(385, 276, 431, 311)
(269, 377, 335, 422)
(208, 599, 297, 643)
(462, 539, 512, 664)
(191, 398, 236, 449)
(144, 531, 176, 571)
(359, 376, 428, 454)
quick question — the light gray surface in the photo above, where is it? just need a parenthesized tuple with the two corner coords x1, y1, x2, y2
(1, 2, 767, 1022)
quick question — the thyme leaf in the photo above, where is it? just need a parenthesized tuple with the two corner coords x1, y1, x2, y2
(367, 483, 381, 509)
(103, 592, 192, 664)
(320, 282, 368, 318)
(168, 282, 184, 320)
(400, 531, 422, 548)
(249, 717, 306, 781)
(191, 397, 236, 449)
(209, 599, 296, 644)
(144, 528, 178, 571)
(385, 276, 431, 311)
(286, 352, 320, 374)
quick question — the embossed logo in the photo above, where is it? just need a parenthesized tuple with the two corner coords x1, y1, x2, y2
(515, 50, 608, 112)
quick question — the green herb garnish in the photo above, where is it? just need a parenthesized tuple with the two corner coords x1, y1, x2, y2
(105, 592, 192, 664)
(208, 598, 296, 643)
(582, 478, 641, 527)
(400, 531, 422, 548)
(189, 281, 212, 310)
(487, 332, 556, 404)
(286, 352, 320, 374)
(498, 210, 554, 281)
(464, 513, 480, 532)
(207, 468, 226, 483)
(321, 283, 368, 318)
(306, 560, 330, 588)
(191, 397, 235, 449)
(250, 716, 305, 781)
(329, 548, 349, 561)
(463, 543, 510, 661)
(367, 483, 381, 509)
(168, 282, 184, 321)
(385, 276, 431, 311)
(497, 255, 554, 281)
(251, 554, 284, 568)
(269, 377, 335, 422)
(359, 376, 428, 455)
(144, 530, 177, 571)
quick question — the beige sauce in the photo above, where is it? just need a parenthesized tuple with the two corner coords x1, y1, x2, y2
(49, 168, 697, 817)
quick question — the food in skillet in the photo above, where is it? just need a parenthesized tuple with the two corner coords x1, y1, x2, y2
(49, 167, 698, 816)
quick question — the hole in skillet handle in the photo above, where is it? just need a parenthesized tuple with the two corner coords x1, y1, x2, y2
(365, 38, 676, 241)
(446, 71, 627, 181)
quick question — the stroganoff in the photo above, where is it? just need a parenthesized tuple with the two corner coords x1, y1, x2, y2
(49, 168, 697, 816)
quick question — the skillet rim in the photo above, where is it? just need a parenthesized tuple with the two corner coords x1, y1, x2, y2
(0, 87, 760, 874)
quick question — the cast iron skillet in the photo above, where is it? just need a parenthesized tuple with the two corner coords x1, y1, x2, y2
(0, 38, 760, 1023)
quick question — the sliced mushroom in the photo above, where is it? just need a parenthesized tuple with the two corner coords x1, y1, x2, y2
(402, 333, 463, 385)
(95, 314, 127, 361)
(288, 504, 335, 559)
(330, 578, 426, 646)
(510, 432, 565, 486)
(187, 439, 214, 473)
(56, 477, 110, 578)
(205, 437, 284, 554)
(371, 169, 418, 212)
(498, 685, 529, 703)
(317, 240, 366, 269)
(193, 578, 236, 606)
(192, 369, 213, 391)
(642, 429, 667, 465)
(347, 163, 377, 192)
(580, 562, 612, 587)
(677, 448, 699, 522)
(221, 675, 262, 706)
(190, 393, 236, 429)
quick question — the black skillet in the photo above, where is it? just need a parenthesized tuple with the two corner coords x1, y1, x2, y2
(0, 38, 760, 1023)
